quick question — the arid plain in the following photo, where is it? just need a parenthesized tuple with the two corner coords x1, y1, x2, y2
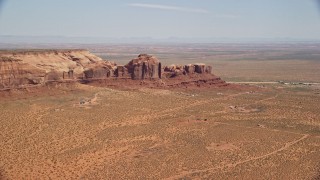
(1, 43, 320, 179)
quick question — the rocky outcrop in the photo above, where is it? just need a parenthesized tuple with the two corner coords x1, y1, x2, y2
(0, 49, 116, 76)
(164, 63, 213, 78)
(0, 51, 223, 90)
(115, 65, 129, 78)
(185, 64, 195, 74)
(0, 57, 46, 88)
(0, 50, 116, 88)
(125, 54, 161, 80)
(63, 70, 74, 79)
(84, 66, 112, 79)
(194, 63, 206, 73)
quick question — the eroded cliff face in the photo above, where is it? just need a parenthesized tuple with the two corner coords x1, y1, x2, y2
(0, 57, 46, 88)
(125, 54, 161, 80)
(0, 49, 115, 74)
(0, 50, 225, 90)
(0, 50, 115, 88)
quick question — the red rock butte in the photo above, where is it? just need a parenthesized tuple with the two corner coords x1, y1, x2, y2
(0, 50, 226, 90)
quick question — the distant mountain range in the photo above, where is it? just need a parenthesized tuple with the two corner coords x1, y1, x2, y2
(1, 35, 319, 44)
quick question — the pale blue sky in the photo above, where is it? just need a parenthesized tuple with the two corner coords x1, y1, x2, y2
(1, 0, 320, 40)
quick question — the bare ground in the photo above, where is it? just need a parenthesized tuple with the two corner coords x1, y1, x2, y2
(0, 82, 319, 179)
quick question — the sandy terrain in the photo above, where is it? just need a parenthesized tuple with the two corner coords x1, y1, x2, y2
(0, 82, 319, 179)
(0, 43, 320, 179)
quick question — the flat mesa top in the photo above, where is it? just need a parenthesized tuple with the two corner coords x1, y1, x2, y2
(0, 49, 88, 55)
(194, 63, 206, 66)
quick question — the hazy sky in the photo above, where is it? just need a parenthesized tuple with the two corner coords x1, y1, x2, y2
(1, 0, 320, 39)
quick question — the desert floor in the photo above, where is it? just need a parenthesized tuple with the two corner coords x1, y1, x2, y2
(1, 43, 320, 179)
(1, 82, 319, 179)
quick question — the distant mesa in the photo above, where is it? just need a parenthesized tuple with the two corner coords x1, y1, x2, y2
(0, 50, 224, 89)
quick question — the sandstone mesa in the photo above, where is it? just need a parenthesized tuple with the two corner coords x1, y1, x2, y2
(0, 49, 226, 89)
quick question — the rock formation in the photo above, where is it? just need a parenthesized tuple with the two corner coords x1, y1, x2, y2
(125, 54, 161, 80)
(115, 65, 129, 78)
(0, 57, 46, 88)
(185, 64, 195, 74)
(0, 49, 116, 88)
(0, 50, 223, 89)
(63, 70, 74, 80)
(164, 63, 213, 78)
(84, 66, 112, 79)
(194, 63, 206, 73)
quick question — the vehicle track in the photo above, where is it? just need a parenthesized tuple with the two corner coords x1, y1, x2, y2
(164, 134, 309, 180)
